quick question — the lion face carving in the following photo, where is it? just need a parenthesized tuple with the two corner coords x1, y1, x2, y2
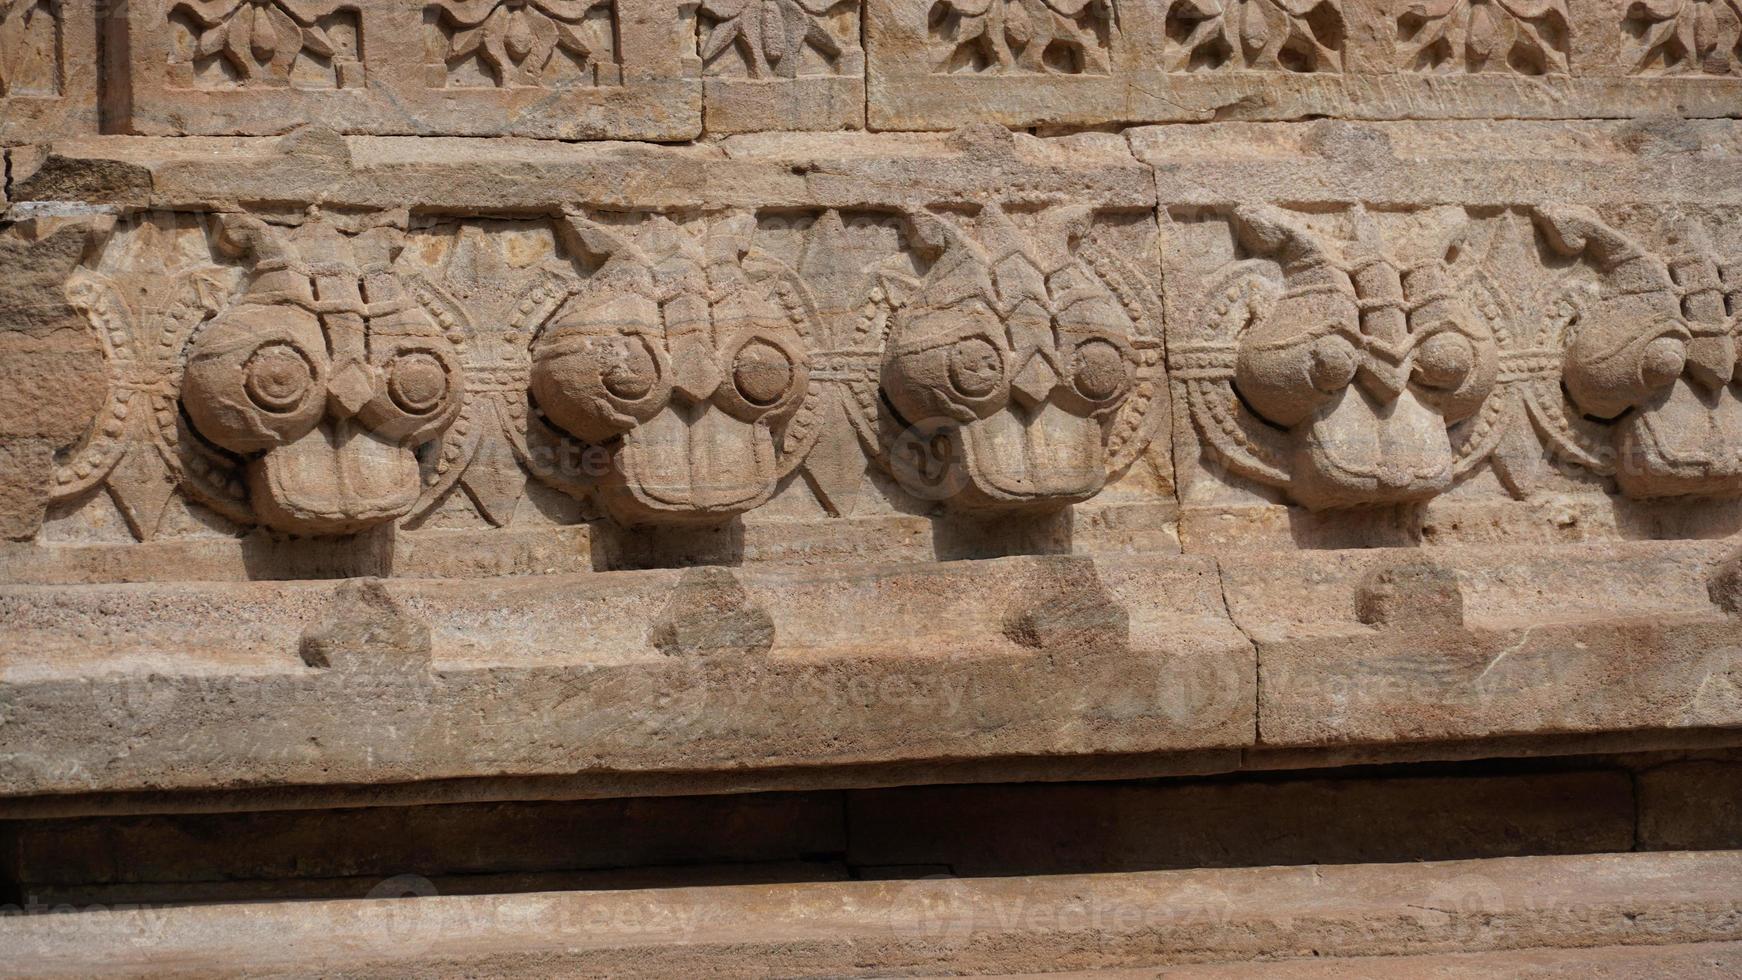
(530, 214, 811, 524)
(181, 213, 463, 534)
(879, 205, 1141, 511)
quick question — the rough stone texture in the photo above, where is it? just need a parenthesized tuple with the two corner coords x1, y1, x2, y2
(1638, 759, 1742, 851)
(0, 0, 98, 145)
(866, 0, 1742, 130)
(4, 850, 1740, 977)
(2, 10, 1742, 975)
(1048, 943, 1742, 979)
(106, 0, 702, 139)
(0, 554, 1253, 799)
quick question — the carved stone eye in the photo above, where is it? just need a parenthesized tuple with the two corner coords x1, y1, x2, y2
(1309, 336, 1359, 393)
(602, 338, 659, 401)
(1640, 336, 1687, 389)
(1071, 339, 1127, 402)
(388, 352, 450, 414)
(947, 338, 1003, 399)
(1414, 333, 1474, 390)
(732, 339, 795, 407)
(244, 343, 316, 413)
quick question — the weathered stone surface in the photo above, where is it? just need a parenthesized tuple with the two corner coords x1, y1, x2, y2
(106, 0, 702, 139)
(867, 0, 1742, 130)
(4, 850, 1739, 976)
(1063, 943, 1742, 979)
(0, 0, 98, 144)
(0, 219, 105, 541)
(1, 14, 1740, 973)
(298, 578, 433, 669)
(1638, 759, 1742, 851)
(701, 0, 864, 132)
(0, 554, 1253, 799)
(1233, 542, 1742, 747)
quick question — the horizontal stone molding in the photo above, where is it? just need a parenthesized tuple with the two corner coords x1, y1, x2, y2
(1, 122, 1739, 546)
(3, 850, 1740, 976)
(5, 542, 1742, 802)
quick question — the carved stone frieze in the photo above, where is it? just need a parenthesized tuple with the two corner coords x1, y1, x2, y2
(1623, 0, 1742, 74)
(877, 204, 1162, 511)
(0, 0, 96, 144)
(1532, 206, 1742, 498)
(867, 0, 1742, 129)
(531, 212, 818, 525)
(177, 210, 465, 534)
(1172, 205, 1504, 509)
(1163, 0, 1344, 73)
(108, 0, 701, 139)
(6, 122, 1742, 561)
(426, 0, 618, 89)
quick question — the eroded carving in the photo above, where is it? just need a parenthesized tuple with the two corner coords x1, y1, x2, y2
(181, 210, 465, 534)
(1398, 0, 1570, 75)
(397, 222, 581, 527)
(1176, 207, 1505, 509)
(877, 205, 1162, 512)
(58, 216, 238, 540)
(425, 0, 617, 88)
(0, 0, 59, 96)
(926, 0, 1114, 74)
(531, 213, 817, 525)
(1624, 0, 1742, 75)
(700, 0, 859, 78)
(1162, 0, 1343, 72)
(169, 0, 363, 89)
(1535, 207, 1742, 498)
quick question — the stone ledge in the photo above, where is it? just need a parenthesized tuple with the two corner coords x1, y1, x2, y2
(4, 541, 1741, 807)
(1024, 942, 1742, 979)
(4, 850, 1739, 977)
(0, 554, 1254, 801)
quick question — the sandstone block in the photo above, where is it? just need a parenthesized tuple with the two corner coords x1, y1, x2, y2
(3, 850, 1738, 976)
(105, 0, 702, 139)
(1638, 759, 1742, 851)
(866, 0, 1742, 130)
(0, 555, 1254, 800)
(0, 0, 97, 144)
(1233, 542, 1742, 747)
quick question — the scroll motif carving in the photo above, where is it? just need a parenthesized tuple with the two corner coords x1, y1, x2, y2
(169, 0, 363, 89)
(396, 223, 580, 527)
(1397, 0, 1570, 75)
(1176, 207, 1505, 510)
(876, 205, 1163, 512)
(1162, 0, 1344, 72)
(1534, 207, 1742, 498)
(425, 0, 617, 88)
(57, 217, 237, 540)
(1623, 0, 1742, 75)
(0, 0, 59, 96)
(531, 213, 818, 525)
(180, 210, 465, 534)
(700, 0, 860, 78)
(926, 0, 1115, 74)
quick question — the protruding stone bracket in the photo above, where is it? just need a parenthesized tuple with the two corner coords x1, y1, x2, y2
(298, 578, 433, 670)
(1001, 556, 1130, 656)
(1709, 552, 1742, 616)
(648, 566, 775, 658)
(1355, 560, 1466, 631)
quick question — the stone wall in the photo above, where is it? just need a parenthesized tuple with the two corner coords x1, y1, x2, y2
(3, 1, 1742, 975)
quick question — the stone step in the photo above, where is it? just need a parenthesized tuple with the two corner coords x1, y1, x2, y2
(1006, 941, 1742, 979)
(5, 850, 1739, 978)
